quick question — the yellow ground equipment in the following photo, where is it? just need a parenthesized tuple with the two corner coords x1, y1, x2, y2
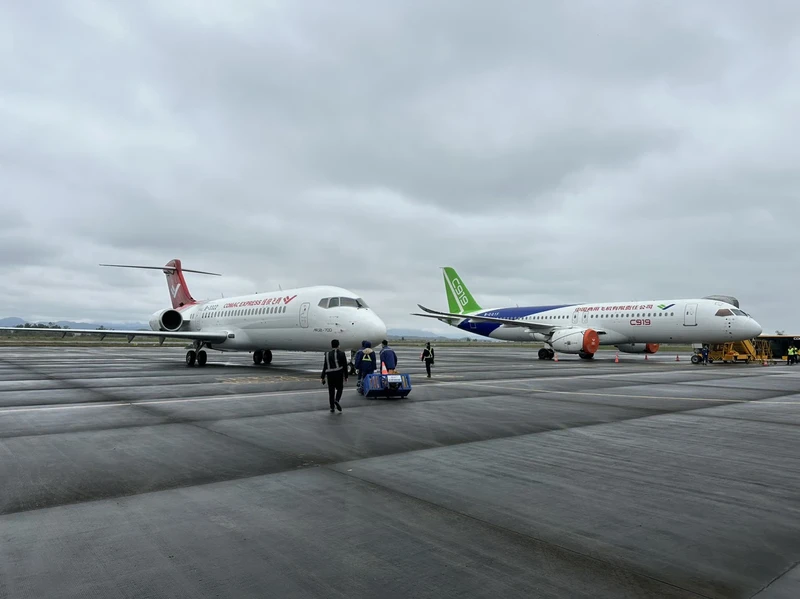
(691, 339, 772, 364)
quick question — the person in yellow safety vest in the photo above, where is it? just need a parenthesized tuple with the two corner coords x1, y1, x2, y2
(421, 342, 435, 377)
(789, 345, 796, 366)
(354, 340, 376, 393)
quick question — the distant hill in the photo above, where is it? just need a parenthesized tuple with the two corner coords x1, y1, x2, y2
(0, 318, 24, 327)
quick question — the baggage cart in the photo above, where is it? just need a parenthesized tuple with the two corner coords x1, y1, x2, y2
(361, 373, 412, 399)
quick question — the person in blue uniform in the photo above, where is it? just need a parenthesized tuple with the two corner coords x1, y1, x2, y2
(379, 339, 398, 373)
(354, 340, 377, 393)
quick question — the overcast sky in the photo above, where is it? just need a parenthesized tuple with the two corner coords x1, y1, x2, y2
(2, 1, 798, 335)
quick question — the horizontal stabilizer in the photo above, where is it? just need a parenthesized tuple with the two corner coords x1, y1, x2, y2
(99, 264, 222, 276)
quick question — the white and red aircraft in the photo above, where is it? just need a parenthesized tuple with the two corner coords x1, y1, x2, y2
(1, 259, 387, 367)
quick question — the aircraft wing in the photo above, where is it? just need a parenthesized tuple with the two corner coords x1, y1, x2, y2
(412, 304, 557, 331)
(413, 305, 609, 336)
(0, 327, 229, 344)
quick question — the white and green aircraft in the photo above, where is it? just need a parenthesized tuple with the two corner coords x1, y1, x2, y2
(413, 267, 762, 360)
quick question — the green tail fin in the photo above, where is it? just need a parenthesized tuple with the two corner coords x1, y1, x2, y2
(442, 267, 482, 314)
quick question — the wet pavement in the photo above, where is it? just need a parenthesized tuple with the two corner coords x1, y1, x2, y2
(1, 346, 799, 598)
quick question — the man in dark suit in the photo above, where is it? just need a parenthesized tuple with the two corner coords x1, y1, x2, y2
(321, 339, 348, 412)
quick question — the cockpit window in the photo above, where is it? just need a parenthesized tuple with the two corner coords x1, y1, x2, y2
(731, 309, 747, 316)
(715, 308, 733, 316)
(318, 296, 369, 309)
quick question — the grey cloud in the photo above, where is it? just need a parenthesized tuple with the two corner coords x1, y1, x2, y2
(0, 233, 62, 267)
(1, 1, 798, 335)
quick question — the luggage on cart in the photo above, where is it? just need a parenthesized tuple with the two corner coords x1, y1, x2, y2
(361, 372, 412, 399)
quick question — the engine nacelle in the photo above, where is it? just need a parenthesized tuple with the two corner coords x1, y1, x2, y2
(149, 308, 183, 332)
(549, 328, 600, 354)
(616, 343, 660, 354)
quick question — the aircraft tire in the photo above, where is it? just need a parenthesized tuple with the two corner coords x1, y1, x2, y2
(538, 348, 549, 360)
(262, 350, 273, 364)
(197, 350, 207, 367)
(253, 350, 263, 364)
(186, 350, 196, 367)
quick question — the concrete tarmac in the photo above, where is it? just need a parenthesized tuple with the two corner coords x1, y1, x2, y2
(1, 345, 799, 598)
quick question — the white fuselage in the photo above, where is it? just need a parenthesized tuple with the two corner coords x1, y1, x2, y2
(156, 285, 387, 352)
(462, 298, 762, 345)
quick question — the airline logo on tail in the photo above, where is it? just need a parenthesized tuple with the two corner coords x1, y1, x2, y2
(442, 267, 482, 315)
(170, 283, 182, 299)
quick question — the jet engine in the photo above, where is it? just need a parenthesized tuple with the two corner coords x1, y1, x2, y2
(549, 328, 600, 354)
(616, 343, 659, 354)
(149, 308, 183, 332)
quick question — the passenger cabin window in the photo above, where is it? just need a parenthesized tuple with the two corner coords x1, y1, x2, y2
(715, 308, 734, 317)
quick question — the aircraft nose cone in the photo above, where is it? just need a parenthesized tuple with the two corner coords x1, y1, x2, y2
(354, 312, 387, 347)
(370, 313, 388, 344)
(748, 318, 763, 338)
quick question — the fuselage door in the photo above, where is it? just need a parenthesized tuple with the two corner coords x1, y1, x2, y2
(299, 302, 310, 328)
(572, 309, 579, 325)
(684, 303, 697, 326)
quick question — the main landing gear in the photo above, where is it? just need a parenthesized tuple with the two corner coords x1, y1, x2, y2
(186, 349, 207, 367)
(252, 350, 273, 365)
(537, 348, 594, 360)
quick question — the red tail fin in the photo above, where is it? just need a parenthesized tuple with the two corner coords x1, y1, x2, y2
(99, 259, 221, 309)
(164, 259, 196, 308)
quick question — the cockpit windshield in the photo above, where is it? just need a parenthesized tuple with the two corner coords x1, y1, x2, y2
(317, 297, 368, 309)
(715, 308, 749, 317)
